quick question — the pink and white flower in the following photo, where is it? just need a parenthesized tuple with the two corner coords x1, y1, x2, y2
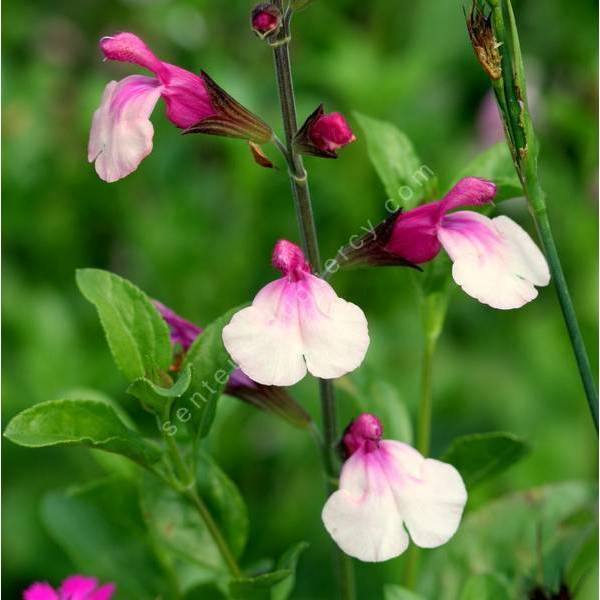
(322, 413, 467, 562)
(23, 575, 115, 600)
(88, 32, 216, 182)
(222, 240, 369, 386)
(383, 177, 550, 309)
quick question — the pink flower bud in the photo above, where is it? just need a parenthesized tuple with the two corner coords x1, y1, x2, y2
(294, 105, 356, 158)
(309, 112, 356, 154)
(342, 413, 383, 457)
(251, 3, 282, 39)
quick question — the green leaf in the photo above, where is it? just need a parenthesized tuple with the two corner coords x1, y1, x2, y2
(229, 571, 291, 600)
(42, 478, 170, 599)
(419, 481, 596, 599)
(384, 584, 426, 600)
(271, 541, 309, 600)
(451, 142, 522, 202)
(140, 451, 248, 579)
(179, 307, 240, 436)
(354, 112, 437, 210)
(196, 451, 249, 559)
(441, 431, 530, 489)
(4, 399, 162, 468)
(128, 365, 192, 412)
(76, 268, 172, 382)
(459, 574, 511, 599)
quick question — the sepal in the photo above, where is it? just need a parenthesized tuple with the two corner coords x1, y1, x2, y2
(184, 71, 273, 144)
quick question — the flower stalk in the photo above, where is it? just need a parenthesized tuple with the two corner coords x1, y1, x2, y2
(269, 3, 357, 598)
(474, 0, 598, 430)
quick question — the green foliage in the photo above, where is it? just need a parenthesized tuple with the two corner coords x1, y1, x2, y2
(196, 451, 250, 559)
(441, 431, 530, 489)
(179, 307, 241, 437)
(76, 269, 172, 383)
(4, 399, 162, 468)
(384, 584, 426, 600)
(127, 365, 192, 413)
(458, 573, 511, 599)
(354, 112, 437, 209)
(270, 542, 310, 600)
(450, 142, 523, 201)
(229, 571, 291, 600)
(139, 451, 248, 582)
(42, 478, 169, 599)
(420, 481, 597, 599)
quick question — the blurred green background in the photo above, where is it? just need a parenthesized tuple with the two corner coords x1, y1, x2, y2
(3, 0, 598, 598)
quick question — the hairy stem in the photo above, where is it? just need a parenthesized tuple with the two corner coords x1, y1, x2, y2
(270, 5, 356, 599)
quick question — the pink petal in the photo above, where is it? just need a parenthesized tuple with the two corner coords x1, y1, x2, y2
(298, 275, 369, 379)
(100, 33, 164, 75)
(23, 583, 59, 600)
(99, 33, 215, 129)
(222, 274, 369, 386)
(438, 211, 549, 309)
(158, 64, 216, 129)
(381, 441, 467, 548)
(88, 583, 116, 600)
(59, 575, 98, 599)
(385, 202, 444, 264)
(439, 177, 497, 213)
(88, 75, 162, 182)
(322, 447, 409, 562)
(222, 278, 307, 386)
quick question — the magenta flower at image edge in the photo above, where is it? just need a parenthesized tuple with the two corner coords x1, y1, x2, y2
(383, 177, 551, 310)
(23, 575, 115, 600)
(222, 240, 370, 387)
(322, 413, 467, 562)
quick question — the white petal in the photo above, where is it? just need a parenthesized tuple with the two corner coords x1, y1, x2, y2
(492, 215, 550, 286)
(382, 441, 467, 548)
(88, 75, 162, 183)
(438, 211, 548, 310)
(322, 449, 409, 562)
(298, 276, 369, 379)
(222, 279, 306, 386)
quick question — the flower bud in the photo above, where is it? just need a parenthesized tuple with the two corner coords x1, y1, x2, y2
(251, 3, 282, 39)
(342, 413, 383, 458)
(294, 104, 356, 158)
(466, 4, 502, 81)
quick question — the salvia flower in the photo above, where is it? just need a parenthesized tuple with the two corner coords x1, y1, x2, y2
(251, 3, 282, 39)
(295, 104, 356, 158)
(154, 300, 311, 427)
(222, 240, 369, 386)
(23, 575, 115, 600)
(322, 413, 467, 562)
(88, 32, 271, 182)
(337, 178, 550, 310)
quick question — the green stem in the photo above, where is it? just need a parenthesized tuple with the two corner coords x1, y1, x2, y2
(270, 6, 356, 599)
(416, 337, 437, 456)
(527, 186, 599, 430)
(159, 405, 242, 578)
(184, 488, 243, 578)
(488, 0, 598, 431)
(404, 334, 438, 588)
